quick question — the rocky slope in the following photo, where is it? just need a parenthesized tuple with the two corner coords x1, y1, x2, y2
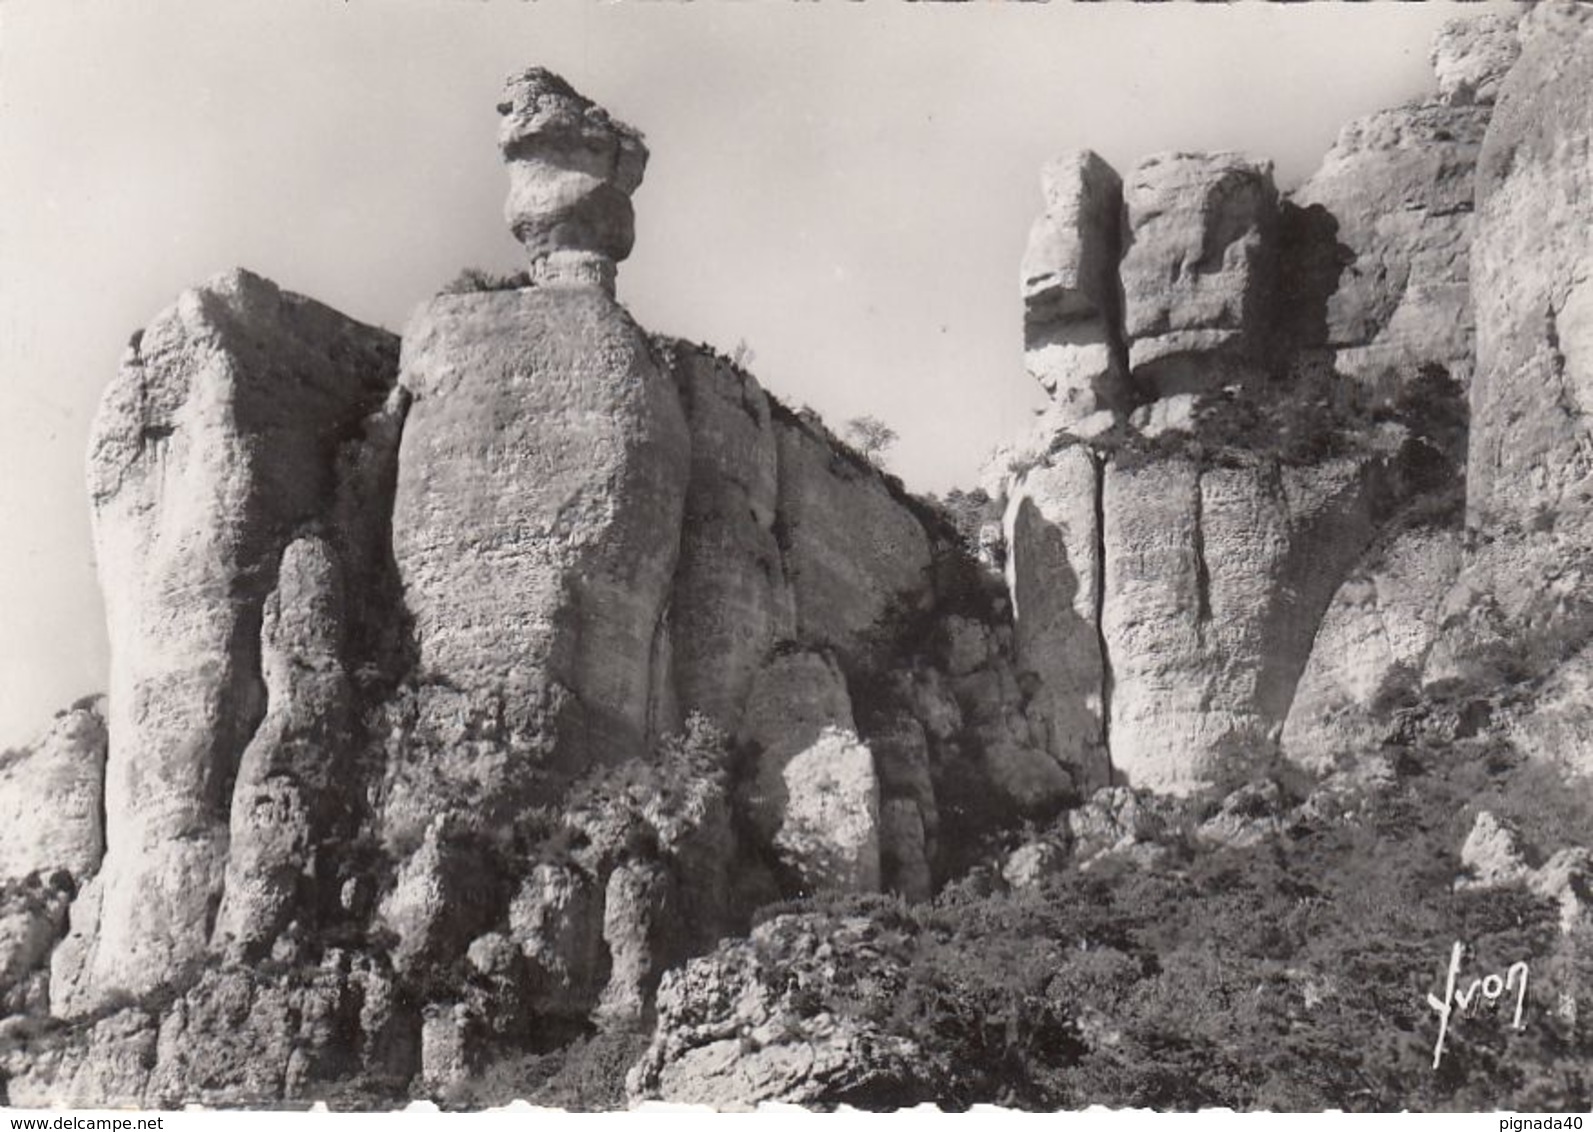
(5, 8, 1593, 1112)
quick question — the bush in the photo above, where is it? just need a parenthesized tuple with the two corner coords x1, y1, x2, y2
(439, 267, 530, 295)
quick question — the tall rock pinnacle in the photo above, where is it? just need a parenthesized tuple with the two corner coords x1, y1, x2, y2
(497, 68, 649, 295)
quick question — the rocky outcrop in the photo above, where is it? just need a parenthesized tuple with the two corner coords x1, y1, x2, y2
(626, 915, 931, 1109)
(1021, 150, 1128, 422)
(7, 960, 416, 1107)
(497, 67, 648, 293)
(74, 269, 398, 1014)
(0, 702, 106, 886)
(1119, 152, 1279, 395)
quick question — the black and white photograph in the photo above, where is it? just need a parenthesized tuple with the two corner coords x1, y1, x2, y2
(1, 0, 1590, 1114)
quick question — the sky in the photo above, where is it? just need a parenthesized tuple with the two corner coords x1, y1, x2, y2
(0, 0, 1510, 749)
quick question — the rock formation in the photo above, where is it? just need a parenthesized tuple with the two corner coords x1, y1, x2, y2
(10, 6, 1593, 1111)
(67, 270, 399, 1014)
(498, 67, 648, 293)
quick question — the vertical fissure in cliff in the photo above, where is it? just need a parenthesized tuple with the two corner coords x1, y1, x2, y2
(1191, 466, 1212, 630)
(1092, 450, 1115, 785)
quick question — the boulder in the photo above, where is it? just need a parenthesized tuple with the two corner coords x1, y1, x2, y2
(1528, 848, 1593, 936)
(1001, 840, 1068, 890)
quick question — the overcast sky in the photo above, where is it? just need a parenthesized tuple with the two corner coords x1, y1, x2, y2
(0, 0, 1508, 748)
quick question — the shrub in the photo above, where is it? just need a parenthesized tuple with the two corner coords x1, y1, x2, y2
(439, 267, 531, 294)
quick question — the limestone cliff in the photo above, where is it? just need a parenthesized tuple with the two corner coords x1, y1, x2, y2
(9, 7, 1593, 1110)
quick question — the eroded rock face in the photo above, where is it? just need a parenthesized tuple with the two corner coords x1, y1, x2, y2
(660, 345, 796, 733)
(1457, 811, 1533, 890)
(740, 652, 880, 893)
(1003, 446, 1108, 790)
(1432, 13, 1521, 108)
(1022, 150, 1128, 422)
(1119, 152, 1279, 394)
(212, 534, 352, 961)
(390, 286, 690, 806)
(1282, 524, 1463, 771)
(497, 68, 648, 292)
(9, 961, 416, 1107)
(0, 702, 106, 885)
(1469, 3, 1593, 531)
(773, 416, 933, 661)
(1290, 103, 1488, 388)
(1102, 452, 1388, 793)
(76, 268, 397, 1014)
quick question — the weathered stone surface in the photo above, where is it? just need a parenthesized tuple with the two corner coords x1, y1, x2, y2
(0, 877, 73, 1012)
(1120, 152, 1279, 394)
(1021, 150, 1128, 420)
(1468, 3, 1593, 530)
(1432, 13, 1521, 107)
(660, 345, 796, 733)
(871, 720, 936, 900)
(1529, 847, 1593, 936)
(77, 268, 397, 1013)
(772, 416, 933, 660)
(497, 68, 648, 292)
(1101, 452, 1386, 793)
(376, 817, 497, 976)
(1195, 780, 1290, 849)
(1001, 840, 1067, 890)
(506, 863, 606, 1018)
(0, 702, 106, 885)
(595, 860, 672, 1026)
(1504, 640, 1593, 780)
(1283, 525, 1462, 771)
(391, 286, 690, 807)
(11, 960, 415, 1107)
(627, 915, 928, 1108)
(1290, 103, 1488, 387)
(212, 534, 352, 960)
(1065, 786, 1171, 864)
(1003, 445, 1108, 790)
(1457, 811, 1532, 891)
